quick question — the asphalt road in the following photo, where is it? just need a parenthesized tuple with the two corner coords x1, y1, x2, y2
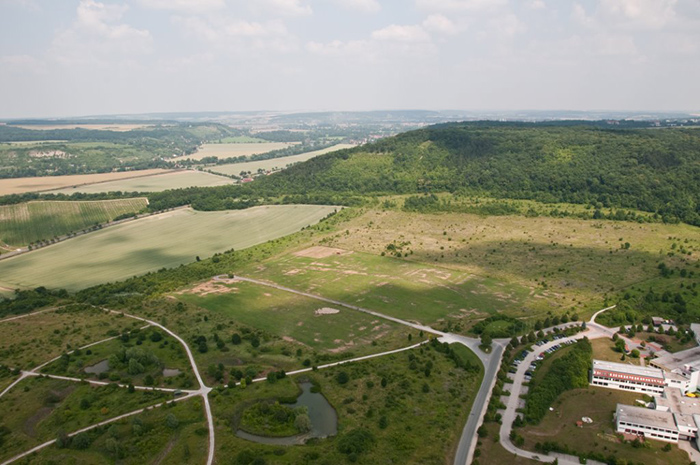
(453, 340, 505, 465)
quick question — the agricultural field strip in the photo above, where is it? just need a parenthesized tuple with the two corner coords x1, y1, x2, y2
(498, 308, 619, 465)
(0, 204, 190, 263)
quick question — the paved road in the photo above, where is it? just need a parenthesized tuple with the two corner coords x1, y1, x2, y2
(453, 340, 505, 465)
(499, 320, 613, 465)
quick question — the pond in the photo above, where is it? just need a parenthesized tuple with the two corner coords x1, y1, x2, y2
(236, 381, 338, 445)
(162, 368, 182, 378)
(84, 359, 109, 374)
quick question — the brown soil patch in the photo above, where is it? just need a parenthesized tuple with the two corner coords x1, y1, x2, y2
(294, 246, 353, 259)
(178, 280, 236, 297)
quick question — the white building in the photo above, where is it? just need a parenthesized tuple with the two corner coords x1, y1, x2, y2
(615, 404, 680, 442)
(591, 360, 666, 394)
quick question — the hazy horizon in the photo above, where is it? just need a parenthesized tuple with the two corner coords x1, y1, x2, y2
(2, 0, 700, 118)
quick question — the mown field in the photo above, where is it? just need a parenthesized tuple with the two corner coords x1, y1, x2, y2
(0, 198, 148, 247)
(0, 205, 338, 291)
(172, 142, 296, 161)
(173, 278, 418, 381)
(46, 170, 233, 194)
(235, 245, 549, 332)
(210, 143, 355, 176)
(0, 169, 172, 195)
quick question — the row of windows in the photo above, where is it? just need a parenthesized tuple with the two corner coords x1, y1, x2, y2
(622, 428, 677, 441)
(592, 376, 663, 392)
(619, 421, 677, 435)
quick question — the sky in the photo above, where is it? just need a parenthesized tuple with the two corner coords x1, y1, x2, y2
(1, 0, 699, 118)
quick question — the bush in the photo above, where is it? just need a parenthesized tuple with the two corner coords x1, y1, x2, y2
(337, 428, 375, 456)
(336, 371, 350, 385)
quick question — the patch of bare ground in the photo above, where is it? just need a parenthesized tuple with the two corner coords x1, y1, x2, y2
(177, 279, 237, 297)
(293, 246, 353, 259)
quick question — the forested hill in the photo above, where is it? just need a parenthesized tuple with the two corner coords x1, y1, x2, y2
(14, 123, 696, 226)
(248, 123, 699, 225)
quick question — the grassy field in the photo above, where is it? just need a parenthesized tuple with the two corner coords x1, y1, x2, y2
(0, 198, 148, 247)
(0, 305, 141, 369)
(173, 279, 418, 381)
(323, 208, 700, 320)
(212, 342, 483, 464)
(634, 331, 698, 353)
(210, 143, 355, 176)
(0, 376, 169, 462)
(41, 326, 196, 389)
(0, 205, 338, 291)
(591, 337, 631, 364)
(46, 170, 233, 194)
(0, 169, 172, 195)
(172, 142, 296, 161)
(518, 387, 692, 464)
(26, 398, 208, 465)
(234, 245, 543, 332)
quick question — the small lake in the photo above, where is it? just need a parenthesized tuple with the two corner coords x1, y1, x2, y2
(236, 381, 338, 445)
(163, 368, 182, 378)
(84, 359, 109, 374)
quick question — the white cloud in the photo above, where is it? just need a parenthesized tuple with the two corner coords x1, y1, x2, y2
(175, 16, 289, 40)
(49, 0, 152, 64)
(528, 0, 546, 10)
(137, 0, 225, 13)
(257, 0, 312, 17)
(306, 39, 371, 57)
(335, 0, 381, 13)
(415, 0, 507, 12)
(372, 24, 430, 42)
(422, 14, 459, 35)
(599, 0, 677, 30)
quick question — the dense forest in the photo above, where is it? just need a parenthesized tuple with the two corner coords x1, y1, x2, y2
(124, 123, 700, 225)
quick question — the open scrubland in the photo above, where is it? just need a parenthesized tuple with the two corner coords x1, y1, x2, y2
(316, 208, 700, 321)
(210, 143, 355, 176)
(212, 342, 483, 464)
(0, 376, 171, 463)
(0, 205, 338, 291)
(0, 198, 148, 247)
(46, 170, 233, 194)
(0, 169, 172, 195)
(172, 142, 296, 161)
(26, 397, 208, 465)
(0, 305, 141, 369)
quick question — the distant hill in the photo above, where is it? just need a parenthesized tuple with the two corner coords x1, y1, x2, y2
(252, 123, 699, 225)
